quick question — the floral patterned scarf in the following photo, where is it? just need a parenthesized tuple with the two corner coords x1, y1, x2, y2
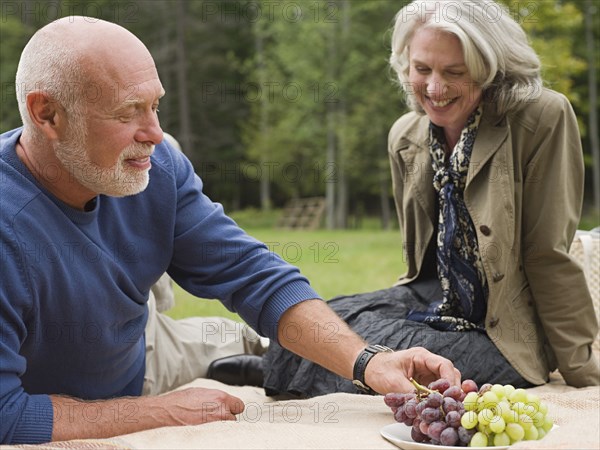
(408, 106, 488, 331)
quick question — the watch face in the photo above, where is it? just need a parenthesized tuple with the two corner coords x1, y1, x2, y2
(353, 380, 375, 394)
(371, 344, 394, 353)
(352, 379, 372, 393)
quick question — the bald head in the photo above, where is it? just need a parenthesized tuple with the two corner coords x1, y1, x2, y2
(43, 17, 155, 81)
(46, 15, 144, 46)
(16, 16, 160, 134)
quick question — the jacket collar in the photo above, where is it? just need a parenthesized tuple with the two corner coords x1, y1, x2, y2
(396, 103, 508, 222)
(398, 102, 509, 185)
(396, 114, 436, 223)
(467, 103, 509, 187)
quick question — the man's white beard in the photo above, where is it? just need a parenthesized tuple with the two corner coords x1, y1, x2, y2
(55, 121, 153, 198)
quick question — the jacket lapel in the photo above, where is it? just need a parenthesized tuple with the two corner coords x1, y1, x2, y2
(464, 103, 516, 251)
(467, 104, 509, 187)
(397, 105, 508, 223)
(398, 117, 437, 224)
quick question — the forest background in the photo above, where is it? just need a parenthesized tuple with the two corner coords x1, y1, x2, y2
(2, 0, 599, 319)
(1, 0, 599, 230)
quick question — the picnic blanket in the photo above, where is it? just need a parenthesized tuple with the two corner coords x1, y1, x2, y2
(5, 372, 599, 450)
(5, 231, 599, 449)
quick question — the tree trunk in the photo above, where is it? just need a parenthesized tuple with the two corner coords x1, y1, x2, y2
(335, 0, 350, 229)
(585, 0, 600, 218)
(326, 104, 336, 229)
(255, 21, 272, 211)
(175, 0, 192, 153)
(325, 12, 337, 229)
(158, 1, 174, 142)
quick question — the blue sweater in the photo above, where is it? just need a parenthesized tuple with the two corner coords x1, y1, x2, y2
(0, 128, 320, 444)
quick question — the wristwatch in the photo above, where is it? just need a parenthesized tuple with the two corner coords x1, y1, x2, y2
(352, 344, 394, 394)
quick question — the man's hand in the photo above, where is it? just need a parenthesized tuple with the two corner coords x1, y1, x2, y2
(364, 347, 461, 394)
(278, 300, 460, 395)
(51, 387, 245, 441)
(153, 387, 245, 425)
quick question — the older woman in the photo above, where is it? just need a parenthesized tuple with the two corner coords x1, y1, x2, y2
(263, 0, 599, 396)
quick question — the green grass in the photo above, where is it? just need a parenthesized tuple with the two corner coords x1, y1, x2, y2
(166, 227, 406, 321)
(166, 207, 599, 322)
(579, 207, 600, 231)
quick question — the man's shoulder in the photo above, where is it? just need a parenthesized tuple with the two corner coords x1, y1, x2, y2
(149, 139, 175, 173)
(0, 127, 23, 161)
(0, 127, 22, 143)
(0, 128, 40, 220)
(149, 137, 191, 181)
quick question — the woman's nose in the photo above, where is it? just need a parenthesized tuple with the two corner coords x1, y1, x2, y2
(426, 73, 446, 99)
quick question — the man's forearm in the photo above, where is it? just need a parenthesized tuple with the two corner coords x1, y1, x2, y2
(276, 299, 462, 395)
(276, 299, 367, 379)
(50, 387, 244, 441)
(50, 394, 181, 441)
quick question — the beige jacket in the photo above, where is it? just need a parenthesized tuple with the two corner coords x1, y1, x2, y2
(388, 88, 599, 387)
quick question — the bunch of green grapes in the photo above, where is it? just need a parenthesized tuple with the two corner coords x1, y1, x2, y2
(459, 382, 553, 447)
(384, 378, 554, 447)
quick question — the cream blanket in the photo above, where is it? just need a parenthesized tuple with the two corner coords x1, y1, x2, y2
(6, 374, 599, 450)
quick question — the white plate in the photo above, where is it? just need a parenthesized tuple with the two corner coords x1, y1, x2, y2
(380, 423, 508, 450)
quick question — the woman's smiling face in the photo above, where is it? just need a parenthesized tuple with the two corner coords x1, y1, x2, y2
(407, 27, 482, 135)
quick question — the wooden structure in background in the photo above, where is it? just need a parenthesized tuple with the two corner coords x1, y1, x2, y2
(277, 197, 326, 230)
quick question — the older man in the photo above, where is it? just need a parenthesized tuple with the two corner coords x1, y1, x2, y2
(0, 16, 459, 444)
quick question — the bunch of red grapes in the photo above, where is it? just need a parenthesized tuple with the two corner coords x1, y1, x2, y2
(384, 378, 476, 446)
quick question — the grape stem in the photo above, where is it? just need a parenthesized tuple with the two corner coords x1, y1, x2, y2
(409, 378, 435, 395)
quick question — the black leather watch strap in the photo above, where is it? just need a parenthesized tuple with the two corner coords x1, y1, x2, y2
(352, 344, 393, 394)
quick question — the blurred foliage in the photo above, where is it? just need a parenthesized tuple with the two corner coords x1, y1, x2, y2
(0, 0, 597, 220)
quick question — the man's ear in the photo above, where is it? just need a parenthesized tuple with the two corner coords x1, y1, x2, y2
(25, 90, 65, 140)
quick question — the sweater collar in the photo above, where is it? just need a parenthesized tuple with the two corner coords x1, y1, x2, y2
(1, 128, 100, 225)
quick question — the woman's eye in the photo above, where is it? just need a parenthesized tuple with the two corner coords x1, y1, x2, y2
(415, 67, 430, 74)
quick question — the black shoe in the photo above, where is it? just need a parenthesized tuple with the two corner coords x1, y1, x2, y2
(206, 354, 264, 387)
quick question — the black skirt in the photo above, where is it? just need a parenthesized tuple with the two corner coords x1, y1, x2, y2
(263, 278, 531, 398)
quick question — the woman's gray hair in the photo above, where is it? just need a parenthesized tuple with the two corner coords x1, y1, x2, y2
(15, 23, 85, 141)
(390, 0, 542, 116)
